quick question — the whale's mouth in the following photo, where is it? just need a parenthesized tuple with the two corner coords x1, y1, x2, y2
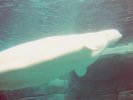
(104, 29, 122, 47)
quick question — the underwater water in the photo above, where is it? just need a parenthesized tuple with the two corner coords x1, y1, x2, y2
(0, 0, 133, 100)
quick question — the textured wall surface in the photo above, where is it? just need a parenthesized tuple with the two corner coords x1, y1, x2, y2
(66, 52, 133, 100)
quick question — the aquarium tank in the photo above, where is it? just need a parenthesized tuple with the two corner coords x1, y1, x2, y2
(0, 0, 133, 100)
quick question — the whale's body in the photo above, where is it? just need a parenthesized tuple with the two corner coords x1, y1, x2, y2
(0, 29, 122, 90)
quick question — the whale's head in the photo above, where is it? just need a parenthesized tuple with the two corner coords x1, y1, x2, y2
(83, 29, 122, 56)
(75, 29, 122, 76)
(101, 29, 122, 46)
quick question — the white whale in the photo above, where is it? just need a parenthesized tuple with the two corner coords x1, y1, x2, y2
(0, 29, 122, 90)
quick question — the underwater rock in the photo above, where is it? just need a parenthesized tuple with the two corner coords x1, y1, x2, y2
(65, 51, 133, 100)
(0, 91, 8, 100)
(118, 90, 133, 100)
(2, 83, 66, 100)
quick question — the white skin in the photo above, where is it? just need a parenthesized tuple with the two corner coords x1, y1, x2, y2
(0, 29, 122, 90)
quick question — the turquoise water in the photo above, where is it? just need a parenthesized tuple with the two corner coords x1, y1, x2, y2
(0, 0, 128, 51)
(0, 0, 133, 100)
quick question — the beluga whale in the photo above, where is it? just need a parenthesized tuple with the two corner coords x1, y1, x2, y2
(0, 29, 122, 90)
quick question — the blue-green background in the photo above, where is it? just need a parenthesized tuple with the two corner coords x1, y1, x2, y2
(0, 0, 133, 51)
(0, 0, 133, 100)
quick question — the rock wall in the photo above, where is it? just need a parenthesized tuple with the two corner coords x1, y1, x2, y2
(65, 52, 133, 100)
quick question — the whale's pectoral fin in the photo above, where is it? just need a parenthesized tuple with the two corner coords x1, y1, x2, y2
(75, 67, 87, 77)
(75, 43, 107, 77)
(91, 48, 105, 56)
(85, 43, 107, 56)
